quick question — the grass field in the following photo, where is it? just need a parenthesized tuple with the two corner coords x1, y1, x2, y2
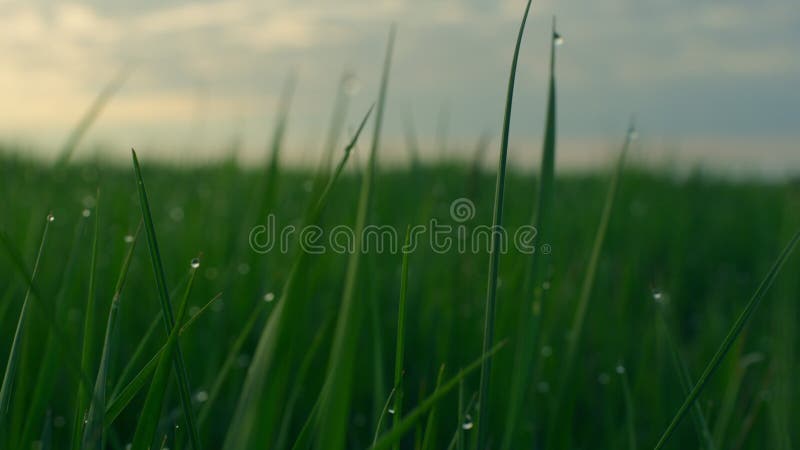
(2, 4, 799, 450)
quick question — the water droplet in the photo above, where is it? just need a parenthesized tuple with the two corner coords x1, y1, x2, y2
(82, 208, 91, 218)
(47, 213, 55, 222)
(387, 408, 395, 415)
(124, 234, 134, 243)
(597, 373, 610, 385)
(195, 390, 209, 403)
(343, 74, 361, 96)
(462, 414, 474, 430)
(652, 290, 664, 304)
(616, 364, 626, 375)
(263, 292, 275, 302)
(554, 32, 564, 46)
(190, 258, 200, 269)
(175, 424, 180, 430)
(541, 345, 553, 357)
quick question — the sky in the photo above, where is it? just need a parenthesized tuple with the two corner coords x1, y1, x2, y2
(1, 0, 799, 174)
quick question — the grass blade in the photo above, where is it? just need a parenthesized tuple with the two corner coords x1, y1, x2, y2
(476, 1, 532, 447)
(82, 222, 141, 449)
(131, 264, 196, 450)
(370, 341, 507, 450)
(71, 196, 101, 450)
(0, 215, 51, 423)
(314, 25, 395, 450)
(390, 227, 411, 449)
(653, 230, 800, 449)
(501, 17, 560, 449)
(131, 149, 202, 450)
(420, 365, 446, 450)
(221, 105, 373, 450)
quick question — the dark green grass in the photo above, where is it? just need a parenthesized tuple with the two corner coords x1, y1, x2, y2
(1, 150, 798, 449)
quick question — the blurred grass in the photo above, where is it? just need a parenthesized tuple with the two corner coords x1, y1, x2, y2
(0, 148, 798, 449)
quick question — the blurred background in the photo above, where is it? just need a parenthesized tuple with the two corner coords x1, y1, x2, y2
(1, 0, 799, 174)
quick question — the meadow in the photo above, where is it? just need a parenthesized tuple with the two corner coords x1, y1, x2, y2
(1, 3, 799, 450)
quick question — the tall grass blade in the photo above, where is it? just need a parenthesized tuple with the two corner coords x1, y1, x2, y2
(82, 223, 141, 449)
(131, 265, 196, 450)
(653, 230, 800, 449)
(314, 25, 395, 450)
(131, 149, 202, 450)
(656, 307, 716, 450)
(420, 365, 446, 450)
(502, 17, 560, 449)
(390, 227, 411, 450)
(71, 196, 101, 450)
(548, 120, 634, 442)
(476, 1, 532, 447)
(0, 215, 51, 424)
(221, 105, 373, 450)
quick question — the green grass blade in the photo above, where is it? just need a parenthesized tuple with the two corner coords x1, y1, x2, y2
(420, 365, 446, 450)
(0, 215, 51, 422)
(131, 264, 196, 450)
(653, 230, 800, 449)
(547, 120, 634, 442)
(619, 365, 637, 450)
(131, 149, 202, 450)
(82, 222, 141, 450)
(274, 316, 332, 450)
(221, 105, 373, 450)
(476, 1, 532, 447)
(501, 17, 560, 449)
(71, 197, 101, 450)
(372, 387, 398, 448)
(314, 25, 395, 450)
(656, 307, 716, 450)
(104, 289, 221, 427)
(370, 341, 506, 450)
(390, 227, 411, 449)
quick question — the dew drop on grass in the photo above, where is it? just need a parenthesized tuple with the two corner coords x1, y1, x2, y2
(195, 391, 209, 403)
(554, 32, 564, 46)
(82, 208, 91, 218)
(462, 414, 474, 430)
(124, 235, 134, 243)
(616, 364, 626, 375)
(387, 408, 395, 415)
(190, 258, 200, 269)
(652, 290, 664, 303)
(263, 292, 275, 302)
(47, 213, 55, 222)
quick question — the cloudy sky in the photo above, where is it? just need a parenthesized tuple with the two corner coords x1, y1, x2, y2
(1, 0, 799, 173)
